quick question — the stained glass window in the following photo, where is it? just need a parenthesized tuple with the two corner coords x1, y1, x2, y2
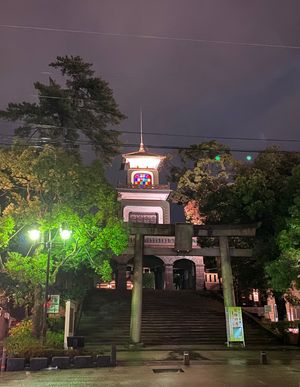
(133, 173, 152, 186)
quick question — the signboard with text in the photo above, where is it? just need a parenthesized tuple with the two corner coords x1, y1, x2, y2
(264, 305, 272, 313)
(47, 295, 60, 314)
(225, 306, 245, 346)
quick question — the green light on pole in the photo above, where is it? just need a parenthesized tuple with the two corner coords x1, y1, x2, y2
(246, 154, 252, 161)
(215, 155, 221, 161)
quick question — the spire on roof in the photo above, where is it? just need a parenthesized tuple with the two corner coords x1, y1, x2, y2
(122, 108, 165, 168)
(139, 108, 145, 152)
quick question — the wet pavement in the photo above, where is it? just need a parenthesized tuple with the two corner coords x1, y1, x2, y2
(114, 347, 300, 365)
(1, 348, 300, 387)
(1, 363, 300, 387)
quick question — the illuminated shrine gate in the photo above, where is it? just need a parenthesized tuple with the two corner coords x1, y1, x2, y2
(115, 137, 253, 293)
(116, 133, 204, 291)
(114, 133, 257, 344)
(115, 136, 232, 293)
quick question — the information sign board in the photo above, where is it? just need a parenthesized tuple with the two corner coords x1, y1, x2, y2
(225, 306, 245, 346)
(47, 295, 60, 314)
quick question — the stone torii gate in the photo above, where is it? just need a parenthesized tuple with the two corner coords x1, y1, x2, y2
(125, 223, 258, 345)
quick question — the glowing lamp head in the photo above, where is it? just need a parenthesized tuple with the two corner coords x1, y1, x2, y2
(215, 155, 221, 161)
(246, 154, 252, 161)
(60, 228, 72, 240)
(28, 229, 41, 241)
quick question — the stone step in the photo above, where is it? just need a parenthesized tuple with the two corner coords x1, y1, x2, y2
(77, 289, 280, 346)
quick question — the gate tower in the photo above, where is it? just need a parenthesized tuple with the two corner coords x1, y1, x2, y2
(116, 131, 205, 291)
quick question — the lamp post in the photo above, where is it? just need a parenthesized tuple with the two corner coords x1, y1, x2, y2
(28, 227, 71, 344)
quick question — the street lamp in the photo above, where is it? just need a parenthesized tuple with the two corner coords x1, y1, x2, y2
(28, 229, 41, 242)
(28, 227, 71, 344)
(60, 228, 72, 240)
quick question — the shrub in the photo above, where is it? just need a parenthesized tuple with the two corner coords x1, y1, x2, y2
(47, 317, 65, 332)
(8, 319, 32, 338)
(5, 319, 65, 359)
(46, 331, 64, 348)
(5, 320, 42, 358)
(269, 320, 300, 337)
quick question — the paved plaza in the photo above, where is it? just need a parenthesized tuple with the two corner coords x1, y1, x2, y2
(1, 349, 300, 387)
(1, 363, 300, 387)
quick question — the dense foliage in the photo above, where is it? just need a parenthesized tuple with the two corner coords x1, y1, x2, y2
(0, 55, 126, 162)
(0, 145, 128, 336)
(170, 142, 300, 295)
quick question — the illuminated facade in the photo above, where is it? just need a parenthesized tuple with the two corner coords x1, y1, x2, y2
(115, 139, 205, 290)
(118, 139, 170, 224)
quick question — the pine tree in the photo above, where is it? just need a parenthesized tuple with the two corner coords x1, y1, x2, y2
(0, 55, 126, 163)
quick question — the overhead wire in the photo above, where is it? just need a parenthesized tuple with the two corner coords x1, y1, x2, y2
(0, 23, 299, 155)
(1, 24, 300, 51)
(0, 137, 299, 155)
(0, 119, 300, 144)
(0, 23, 299, 148)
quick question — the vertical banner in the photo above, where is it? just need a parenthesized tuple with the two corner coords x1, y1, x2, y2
(225, 306, 245, 346)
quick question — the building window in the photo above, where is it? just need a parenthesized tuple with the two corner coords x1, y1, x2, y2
(133, 172, 152, 186)
(129, 212, 158, 224)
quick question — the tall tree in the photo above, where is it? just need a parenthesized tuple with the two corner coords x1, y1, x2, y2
(0, 56, 126, 162)
(0, 145, 128, 337)
(170, 143, 300, 298)
(266, 170, 300, 293)
(169, 141, 240, 223)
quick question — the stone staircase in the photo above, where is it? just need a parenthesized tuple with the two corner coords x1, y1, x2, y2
(77, 290, 131, 345)
(77, 289, 280, 347)
(141, 290, 226, 345)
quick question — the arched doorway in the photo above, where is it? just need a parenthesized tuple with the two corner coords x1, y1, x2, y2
(173, 259, 196, 290)
(143, 255, 164, 289)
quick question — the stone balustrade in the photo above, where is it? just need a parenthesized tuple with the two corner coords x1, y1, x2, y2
(204, 272, 221, 291)
(128, 235, 199, 248)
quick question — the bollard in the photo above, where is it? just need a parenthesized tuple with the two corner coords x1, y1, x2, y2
(111, 344, 116, 367)
(1, 347, 7, 372)
(260, 351, 267, 364)
(183, 351, 190, 366)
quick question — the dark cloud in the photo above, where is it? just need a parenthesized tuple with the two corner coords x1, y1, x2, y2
(1, 0, 300, 173)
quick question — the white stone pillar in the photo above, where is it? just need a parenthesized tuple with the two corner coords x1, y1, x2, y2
(195, 259, 205, 290)
(64, 300, 76, 349)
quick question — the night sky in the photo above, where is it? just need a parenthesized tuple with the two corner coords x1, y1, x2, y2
(1, 0, 300, 186)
